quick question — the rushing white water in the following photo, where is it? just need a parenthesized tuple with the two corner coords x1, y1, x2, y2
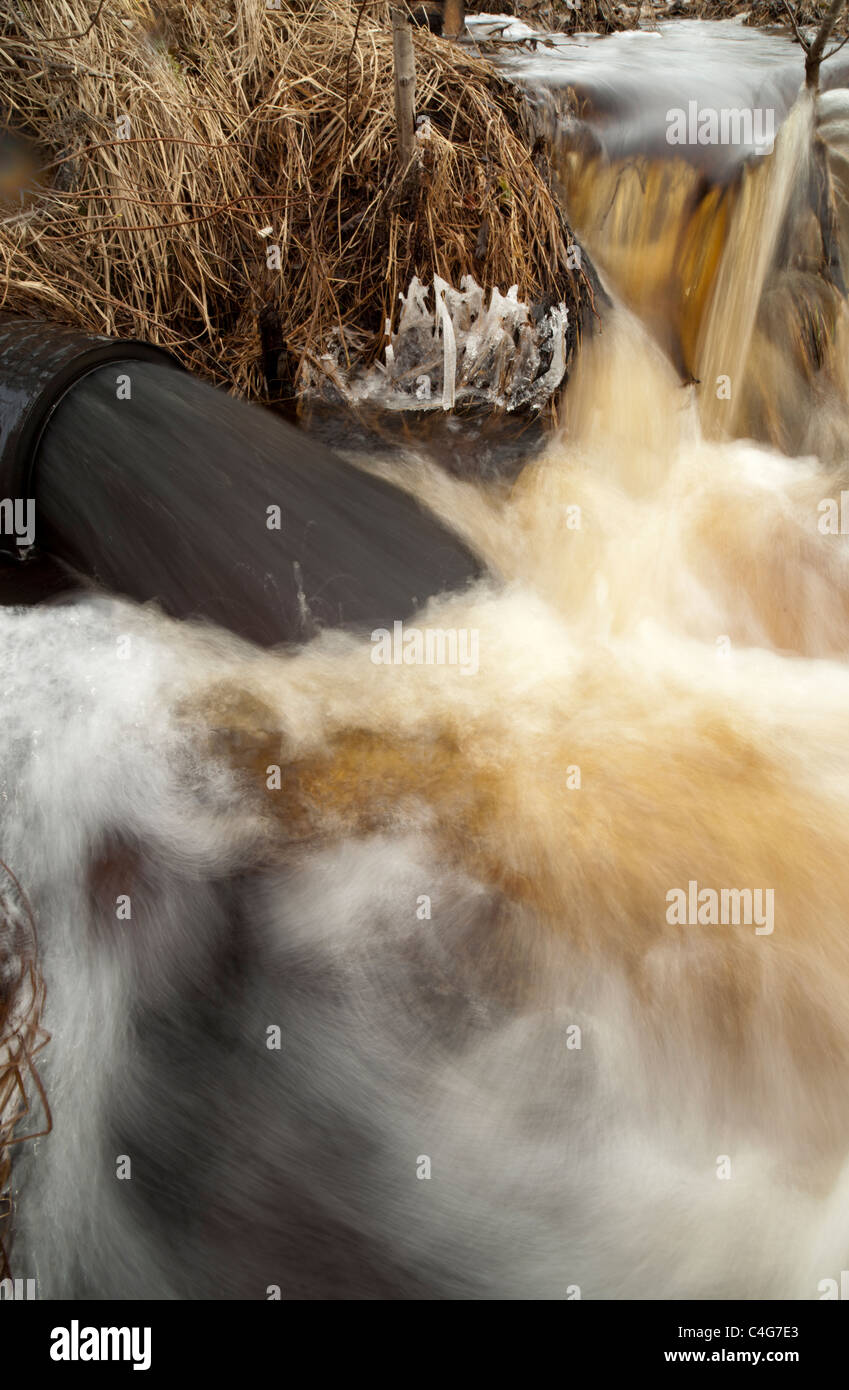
(4, 23, 849, 1299)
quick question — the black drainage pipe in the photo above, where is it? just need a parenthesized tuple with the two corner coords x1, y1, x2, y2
(0, 317, 482, 647)
(0, 316, 182, 557)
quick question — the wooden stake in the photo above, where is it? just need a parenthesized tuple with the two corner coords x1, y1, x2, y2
(391, 8, 416, 165)
(442, 0, 465, 38)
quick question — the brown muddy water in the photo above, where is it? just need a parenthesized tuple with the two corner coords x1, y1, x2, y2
(3, 16, 849, 1301)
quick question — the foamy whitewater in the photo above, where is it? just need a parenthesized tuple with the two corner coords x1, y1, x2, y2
(5, 39, 849, 1300)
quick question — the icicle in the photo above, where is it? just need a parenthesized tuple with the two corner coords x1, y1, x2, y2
(309, 274, 567, 411)
(433, 277, 457, 411)
(384, 316, 395, 370)
(533, 304, 568, 401)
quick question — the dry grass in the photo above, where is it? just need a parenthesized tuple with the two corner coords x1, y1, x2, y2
(0, 861, 50, 1284)
(0, 0, 595, 398)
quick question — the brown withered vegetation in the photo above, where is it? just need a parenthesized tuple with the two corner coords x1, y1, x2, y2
(0, 0, 594, 398)
(696, 0, 848, 32)
(0, 861, 51, 1284)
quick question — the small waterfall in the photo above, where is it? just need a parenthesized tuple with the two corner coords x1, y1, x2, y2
(4, 17, 849, 1300)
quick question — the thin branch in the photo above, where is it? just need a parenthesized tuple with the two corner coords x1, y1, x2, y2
(39, 135, 256, 176)
(339, 0, 374, 254)
(41, 189, 303, 210)
(37, 194, 301, 239)
(782, 0, 811, 52)
(805, 0, 849, 88)
(824, 30, 849, 58)
(344, 0, 372, 150)
(27, 0, 108, 44)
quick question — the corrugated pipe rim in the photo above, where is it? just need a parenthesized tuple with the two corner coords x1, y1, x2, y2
(0, 315, 182, 559)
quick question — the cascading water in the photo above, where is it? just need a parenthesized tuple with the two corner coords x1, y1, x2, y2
(3, 16, 849, 1300)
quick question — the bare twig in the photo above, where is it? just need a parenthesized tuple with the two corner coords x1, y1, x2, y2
(824, 29, 849, 57)
(39, 136, 256, 176)
(804, 0, 849, 87)
(38, 194, 302, 240)
(28, 0, 107, 44)
(344, 0, 372, 153)
(782, 0, 811, 50)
